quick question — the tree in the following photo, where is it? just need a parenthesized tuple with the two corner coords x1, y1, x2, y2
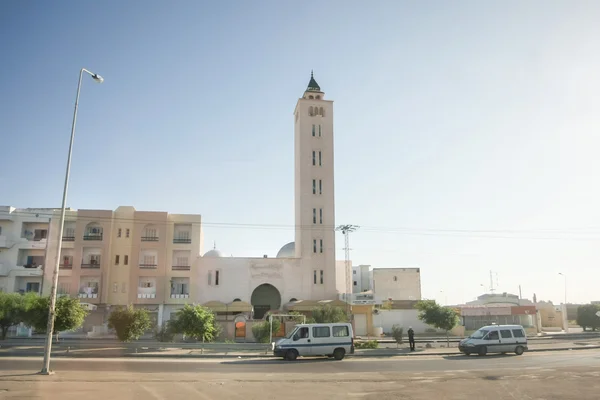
(415, 300, 459, 346)
(169, 304, 219, 342)
(310, 305, 348, 323)
(576, 304, 600, 331)
(108, 306, 152, 342)
(24, 295, 88, 340)
(391, 325, 404, 348)
(251, 319, 282, 343)
(0, 292, 31, 340)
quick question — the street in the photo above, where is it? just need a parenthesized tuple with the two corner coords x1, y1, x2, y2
(1, 351, 599, 399)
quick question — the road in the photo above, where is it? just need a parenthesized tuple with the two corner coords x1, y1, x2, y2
(1, 351, 599, 399)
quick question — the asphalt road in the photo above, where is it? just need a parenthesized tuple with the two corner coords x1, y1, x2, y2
(1, 350, 598, 374)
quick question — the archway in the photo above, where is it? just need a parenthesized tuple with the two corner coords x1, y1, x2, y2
(251, 283, 281, 319)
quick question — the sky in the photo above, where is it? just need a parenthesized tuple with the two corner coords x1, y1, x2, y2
(2, 1, 600, 306)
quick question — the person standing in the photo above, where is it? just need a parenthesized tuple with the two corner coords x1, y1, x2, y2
(408, 326, 415, 351)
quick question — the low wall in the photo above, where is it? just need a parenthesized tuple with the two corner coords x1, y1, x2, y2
(372, 310, 434, 334)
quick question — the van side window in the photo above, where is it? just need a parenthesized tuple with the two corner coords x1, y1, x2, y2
(332, 326, 349, 337)
(313, 326, 330, 338)
(512, 329, 525, 338)
(487, 331, 499, 340)
(500, 329, 512, 339)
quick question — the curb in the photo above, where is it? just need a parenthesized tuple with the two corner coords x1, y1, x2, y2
(1, 346, 598, 359)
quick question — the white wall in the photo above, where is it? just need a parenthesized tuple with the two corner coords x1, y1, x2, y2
(372, 310, 434, 334)
(373, 268, 421, 301)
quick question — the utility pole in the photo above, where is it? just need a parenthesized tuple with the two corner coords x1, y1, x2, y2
(336, 224, 359, 317)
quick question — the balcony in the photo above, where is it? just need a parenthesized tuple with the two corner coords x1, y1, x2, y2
(172, 265, 191, 271)
(18, 238, 48, 249)
(81, 262, 101, 269)
(173, 238, 191, 244)
(137, 293, 156, 299)
(141, 236, 159, 242)
(78, 293, 99, 299)
(83, 234, 103, 241)
(60, 263, 73, 270)
(139, 264, 157, 269)
(62, 236, 75, 242)
(170, 293, 189, 299)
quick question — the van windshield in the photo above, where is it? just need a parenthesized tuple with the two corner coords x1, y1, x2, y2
(470, 329, 488, 339)
(285, 327, 298, 339)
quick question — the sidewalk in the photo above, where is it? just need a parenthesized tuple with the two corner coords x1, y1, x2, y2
(1, 340, 598, 359)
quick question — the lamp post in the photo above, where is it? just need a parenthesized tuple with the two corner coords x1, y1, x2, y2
(558, 272, 568, 333)
(40, 68, 103, 375)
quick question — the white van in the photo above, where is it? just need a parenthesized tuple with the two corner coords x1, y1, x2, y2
(459, 324, 528, 356)
(272, 323, 354, 361)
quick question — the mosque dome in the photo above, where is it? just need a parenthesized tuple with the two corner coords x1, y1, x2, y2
(203, 249, 225, 257)
(276, 242, 295, 258)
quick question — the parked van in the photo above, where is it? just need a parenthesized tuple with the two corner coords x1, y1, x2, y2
(459, 324, 528, 356)
(272, 323, 354, 361)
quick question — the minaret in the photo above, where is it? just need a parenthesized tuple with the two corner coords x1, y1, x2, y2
(294, 72, 337, 299)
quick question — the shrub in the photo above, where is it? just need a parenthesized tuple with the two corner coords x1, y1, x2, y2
(355, 340, 379, 349)
(311, 305, 348, 323)
(169, 304, 219, 342)
(576, 304, 600, 331)
(108, 306, 152, 342)
(391, 325, 404, 347)
(252, 319, 282, 343)
(23, 295, 88, 339)
(154, 322, 175, 342)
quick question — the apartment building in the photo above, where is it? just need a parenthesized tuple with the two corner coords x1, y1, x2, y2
(0, 206, 56, 294)
(40, 206, 202, 330)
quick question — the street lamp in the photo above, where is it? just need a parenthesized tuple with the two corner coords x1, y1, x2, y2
(40, 68, 103, 375)
(558, 273, 567, 305)
(558, 272, 568, 334)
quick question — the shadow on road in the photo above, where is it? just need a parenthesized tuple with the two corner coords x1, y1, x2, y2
(221, 357, 335, 365)
(0, 373, 39, 378)
(442, 354, 518, 361)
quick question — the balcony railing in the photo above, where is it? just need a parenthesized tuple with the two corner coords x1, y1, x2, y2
(172, 265, 191, 271)
(170, 293, 189, 299)
(59, 264, 73, 270)
(141, 236, 159, 242)
(62, 236, 75, 242)
(81, 263, 101, 269)
(137, 293, 156, 299)
(173, 238, 191, 244)
(139, 264, 157, 269)
(78, 293, 98, 299)
(83, 234, 103, 241)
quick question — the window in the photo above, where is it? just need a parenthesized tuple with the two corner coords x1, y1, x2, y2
(208, 271, 212, 286)
(312, 326, 330, 338)
(500, 330, 513, 339)
(313, 239, 317, 253)
(312, 151, 316, 166)
(319, 239, 323, 253)
(126, 229, 130, 238)
(318, 151, 322, 166)
(319, 125, 322, 137)
(313, 270, 317, 284)
(319, 208, 323, 224)
(353, 270, 356, 275)
(90, 254, 101, 265)
(393, 276, 398, 281)
(487, 331, 499, 340)
(320, 270, 324, 284)
(140, 280, 154, 288)
(113, 282, 118, 293)
(319, 179, 322, 194)
(309, 106, 313, 116)
(353, 281, 357, 286)
(312, 179, 316, 194)
(298, 327, 309, 339)
(215, 270, 220, 286)
(312, 124, 315, 137)
(58, 282, 70, 295)
(313, 208, 317, 224)
(26, 282, 40, 293)
(333, 326, 349, 337)
(320, 107, 325, 117)
(512, 329, 525, 338)
(176, 256, 188, 266)
(117, 228, 122, 238)
(115, 255, 120, 265)
(124, 255, 128, 265)
(143, 255, 156, 266)
(34, 229, 48, 241)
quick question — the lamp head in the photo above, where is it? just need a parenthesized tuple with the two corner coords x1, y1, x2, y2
(92, 74, 104, 83)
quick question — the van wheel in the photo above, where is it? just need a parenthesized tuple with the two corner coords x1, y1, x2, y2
(333, 348, 346, 360)
(285, 349, 298, 361)
(463, 351, 471, 356)
(478, 346, 487, 356)
(515, 346, 525, 356)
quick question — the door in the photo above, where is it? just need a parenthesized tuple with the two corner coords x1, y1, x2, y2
(499, 329, 515, 352)
(485, 329, 502, 353)
(354, 314, 367, 337)
(290, 326, 312, 356)
(310, 325, 332, 356)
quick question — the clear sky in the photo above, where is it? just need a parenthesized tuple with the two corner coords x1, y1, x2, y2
(2, 1, 600, 305)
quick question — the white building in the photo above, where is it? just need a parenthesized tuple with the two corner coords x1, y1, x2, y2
(0, 207, 56, 294)
(351, 265, 422, 302)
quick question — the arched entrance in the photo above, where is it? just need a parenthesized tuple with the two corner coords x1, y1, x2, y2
(251, 284, 281, 319)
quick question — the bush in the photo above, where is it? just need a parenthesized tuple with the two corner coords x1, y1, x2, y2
(252, 319, 282, 343)
(108, 306, 152, 342)
(154, 322, 175, 342)
(355, 340, 379, 349)
(311, 305, 347, 323)
(576, 304, 600, 331)
(391, 325, 404, 347)
(23, 295, 88, 339)
(169, 304, 219, 342)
